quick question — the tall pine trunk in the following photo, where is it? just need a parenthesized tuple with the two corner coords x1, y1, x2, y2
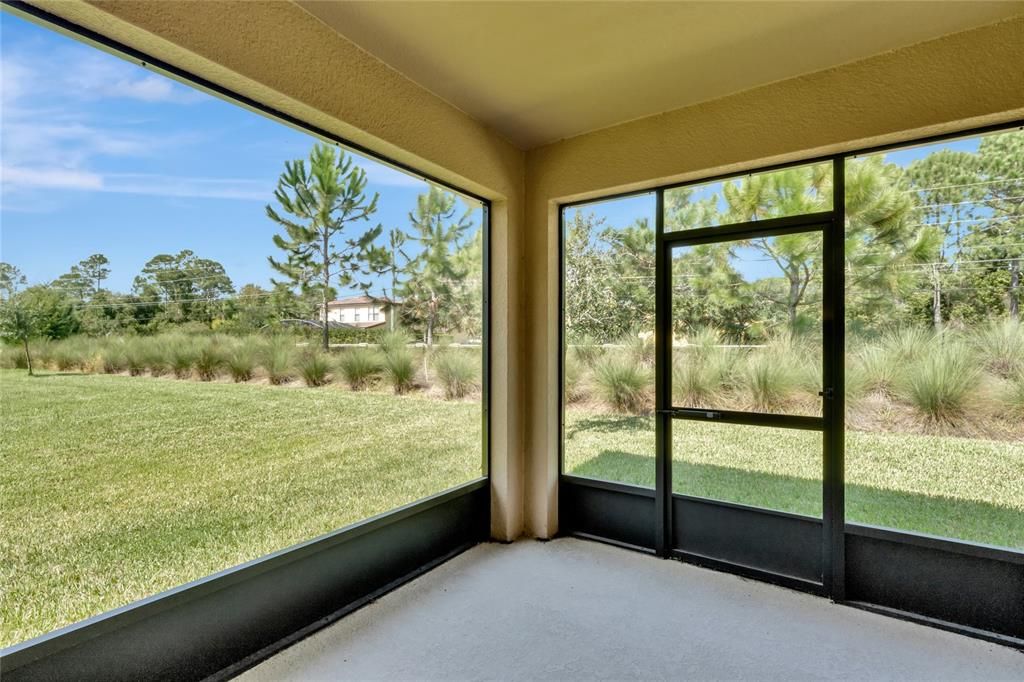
(931, 264, 943, 331)
(322, 230, 330, 351)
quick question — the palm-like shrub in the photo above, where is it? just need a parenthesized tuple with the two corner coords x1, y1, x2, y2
(338, 348, 382, 390)
(297, 350, 332, 387)
(899, 339, 981, 423)
(973, 318, 1023, 379)
(193, 339, 225, 381)
(433, 350, 479, 400)
(261, 338, 296, 385)
(225, 340, 258, 382)
(593, 354, 651, 413)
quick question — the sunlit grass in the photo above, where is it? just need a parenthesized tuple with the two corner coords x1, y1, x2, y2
(563, 408, 1024, 550)
(0, 370, 481, 647)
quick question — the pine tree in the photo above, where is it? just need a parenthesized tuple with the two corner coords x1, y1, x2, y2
(266, 143, 386, 349)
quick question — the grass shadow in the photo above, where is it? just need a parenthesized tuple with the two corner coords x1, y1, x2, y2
(567, 450, 1024, 550)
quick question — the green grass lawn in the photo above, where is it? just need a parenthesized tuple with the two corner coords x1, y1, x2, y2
(565, 410, 1024, 550)
(0, 370, 481, 648)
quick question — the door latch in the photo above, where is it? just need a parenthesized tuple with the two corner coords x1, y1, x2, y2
(819, 387, 835, 400)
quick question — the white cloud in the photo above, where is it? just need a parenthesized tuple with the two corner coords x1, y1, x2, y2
(1, 167, 272, 201)
(1, 166, 102, 190)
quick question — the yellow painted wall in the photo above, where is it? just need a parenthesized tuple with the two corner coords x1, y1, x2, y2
(29, 0, 528, 541)
(522, 16, 1024, 537)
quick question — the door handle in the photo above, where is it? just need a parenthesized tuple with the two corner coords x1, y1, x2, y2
(659, 408, 722, 419)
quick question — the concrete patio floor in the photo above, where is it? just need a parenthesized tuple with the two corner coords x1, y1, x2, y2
(239, 538, 1024, 681)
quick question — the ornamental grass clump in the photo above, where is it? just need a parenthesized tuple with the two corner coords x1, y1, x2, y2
(738, 338, 806, 412)
(124, 338, 150, 377)
(432, 350, 479, 400)
(378, 329, 417, 394)
(563, 353, 587, 404)
(297, 349, 332, 387)
(168, 337, 198, 379)
(570, 335, 606, 368)
(261, 338, 296, 386)
(973, 318, 1024, 379)
(1002, 370, 1024, 417)
(853, 344, 900, 396)
(899, 339, 981, 423)
(337, 347, 382, 391)
(193, 338, 225, 381)
(382, 348, 416, 394)
(98, 341, 128, 374)
(225, 339, 258, 382)
(622, 330, 655, 368)
(672, 328, 731, 408)
(593, 353, 651, 413)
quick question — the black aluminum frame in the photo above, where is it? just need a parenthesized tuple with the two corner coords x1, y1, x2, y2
(558, 120, 1024, 648)
(0, 2, 494, 677)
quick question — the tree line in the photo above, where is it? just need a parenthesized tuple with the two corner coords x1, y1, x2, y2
(565, 130, 1022, 344)
(1, 143, 484, 361)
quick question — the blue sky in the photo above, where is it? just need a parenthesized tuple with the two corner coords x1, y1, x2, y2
(0, 11, 481, 295)
(566, 137, 983, 283)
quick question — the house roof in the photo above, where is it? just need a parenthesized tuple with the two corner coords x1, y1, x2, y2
(326, 295, 401, 307)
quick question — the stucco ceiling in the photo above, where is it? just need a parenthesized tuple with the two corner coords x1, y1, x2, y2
(297, 1, 1024, 150)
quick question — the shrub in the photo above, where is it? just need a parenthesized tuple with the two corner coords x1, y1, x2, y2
(1002, 370, 1024, 417)
(0, 346, 18, 369)
(593, 354, 650, 413)
(564, 353, 587, 403)
(570, 335, 605, 368)
(382, 348, 416, 394)
(973, 318, 1023, 379)
(899, 339, 981, 423)
(225, 339, 258, 382)
(739, 350, 799, 412)
(673, 355, 726, 408)
(52, 339, 87, 371)
(337, 348, 382, 390)
(881, 326, 933, 364)
(621, 331, 655, 368)
(193, 339, 225, 381)
(433, 350, 479, 400)
(168, 338, 197, 379)
(853, 344, 900, 395)
(145, 338, 170, 377)
(261, 339, 296, 385)
(98, 341, 127, 374)
(124, 338, 150, 377)
(297, 350, 332, 387)
(378, 329, 413, 357)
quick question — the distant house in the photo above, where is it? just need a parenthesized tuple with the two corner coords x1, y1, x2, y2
(320, 295, 398, 329)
